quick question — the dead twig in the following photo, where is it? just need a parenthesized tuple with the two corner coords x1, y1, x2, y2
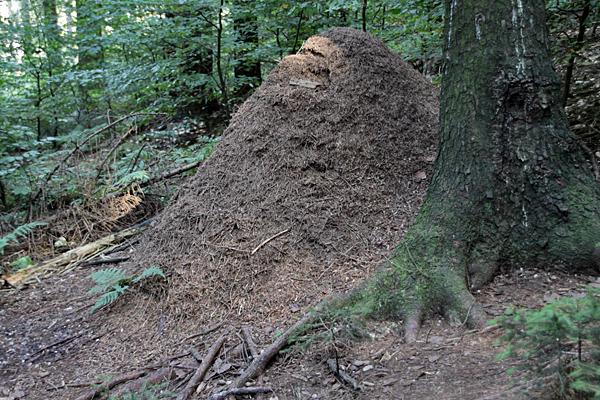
(177, 330, 230, 400)
(251, 229, 290, 255)
(80, 256, 130, 267)
(183, 322, 224, 342)
(206, 386, 274, 400)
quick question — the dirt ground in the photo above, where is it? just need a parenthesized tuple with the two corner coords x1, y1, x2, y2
(1, 256, 594, 400)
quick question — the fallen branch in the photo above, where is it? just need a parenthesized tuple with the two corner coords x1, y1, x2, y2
(206, 386, 274, 400)
(327, 358, 359, 390)
(111, 367, 175, 398)
(177, 330, 230, 400)
(251, 229, 290, 255)
(2, 224, 148, 286)
(80, 256, 130, 267)
(30, 331, 86, 359)
(138, 160, 203, 189)
(73, 370, 149, 400)
(100, 160, 205, 202)
(231, 312, 312, 389)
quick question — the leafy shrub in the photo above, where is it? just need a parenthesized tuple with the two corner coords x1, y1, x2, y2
(87, 265, 165, 311)
(494, 287, 600, 398)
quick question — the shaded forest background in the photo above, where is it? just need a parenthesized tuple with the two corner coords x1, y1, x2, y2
(0, 0, 598, 267)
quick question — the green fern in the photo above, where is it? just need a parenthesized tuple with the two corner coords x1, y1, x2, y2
(116, 170, 150, 187)
(133, 265, 165, 282)
(0, 222, 47, 255)
(87, 266, 164, 311)
(87, 267, 128, 295)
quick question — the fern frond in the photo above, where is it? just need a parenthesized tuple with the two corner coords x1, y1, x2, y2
(0, 222, 47, 255)
(133, 265, 165, 283)
(87, 268, 127, 294)
(116, 170, 150, 187)
(92, 285, 129, 311)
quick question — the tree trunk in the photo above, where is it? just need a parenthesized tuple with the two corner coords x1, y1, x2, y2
(233, 0, 262, 99)
(347, 0, 600, 341)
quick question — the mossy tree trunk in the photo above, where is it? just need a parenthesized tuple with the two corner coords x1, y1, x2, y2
(350, 0, 600, 340)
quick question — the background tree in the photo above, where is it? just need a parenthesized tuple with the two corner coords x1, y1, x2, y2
(345, 0, 600, 341)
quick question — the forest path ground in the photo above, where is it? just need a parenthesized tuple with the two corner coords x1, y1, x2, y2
(1, 259, 591, 400)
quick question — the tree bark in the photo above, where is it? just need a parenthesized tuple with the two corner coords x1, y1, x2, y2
(349, 0, 600, 341)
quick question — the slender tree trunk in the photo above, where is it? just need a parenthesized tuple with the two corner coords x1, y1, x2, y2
(561, 0, 590, 107)
(233, 0, 262, 99)
(348, 0, 600, 341)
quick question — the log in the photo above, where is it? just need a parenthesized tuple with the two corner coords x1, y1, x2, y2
(176, 330, 230, 400)
(2, 224, 148, 286)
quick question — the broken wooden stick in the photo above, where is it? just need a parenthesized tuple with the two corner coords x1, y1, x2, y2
(176, 330, 230, 400)
(327, 358, 359, 390)
(251, 229, 290, 255)
(231, 313, 312, 389)
(206, 386, 274, 400)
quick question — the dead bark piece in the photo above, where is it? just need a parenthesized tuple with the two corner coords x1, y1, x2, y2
(206, 386, 274, 400)
(112, 367, 175, 398)
(241, 326, 259, 360)
(73, 370, 148, 400)
(232, 313, 312, 389)
(327, 359, 359, 390)
(289, 79, 321, 89)
(176, 330, 230, 400)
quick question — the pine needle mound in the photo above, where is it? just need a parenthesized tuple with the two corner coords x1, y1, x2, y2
(135, 28, 439, 323)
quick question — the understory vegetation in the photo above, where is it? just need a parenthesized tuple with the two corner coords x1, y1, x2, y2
(495, 287, 600, 399)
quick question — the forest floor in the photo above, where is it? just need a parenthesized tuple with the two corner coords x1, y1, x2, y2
(1, 255, 594, 400)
